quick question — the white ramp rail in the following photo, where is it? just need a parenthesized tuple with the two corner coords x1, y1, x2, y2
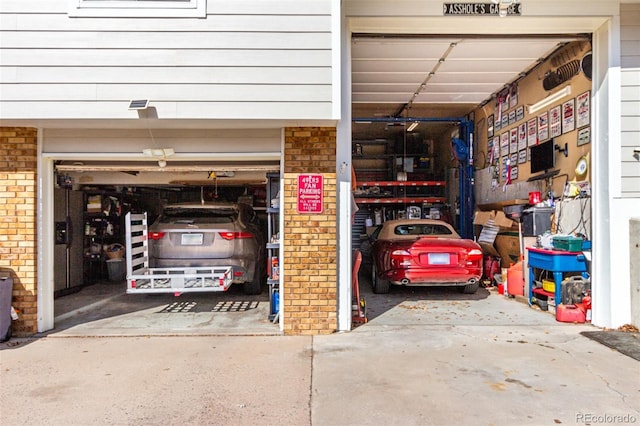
(125, 212, 233, 294)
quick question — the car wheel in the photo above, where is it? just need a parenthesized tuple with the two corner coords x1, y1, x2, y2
(242, 263, 264, 295)
(460, 281, 480, 294)
(243, 280, 262, 295)
(371, 263, 390, 294)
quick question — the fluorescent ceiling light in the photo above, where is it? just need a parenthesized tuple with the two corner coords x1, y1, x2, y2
(406, 122, 419, 132)
(527, 86, 572, 114)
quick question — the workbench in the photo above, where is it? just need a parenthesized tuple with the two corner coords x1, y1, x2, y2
(527, 247, 589, 306)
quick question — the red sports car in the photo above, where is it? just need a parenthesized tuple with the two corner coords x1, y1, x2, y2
(369, 219, 483, 294)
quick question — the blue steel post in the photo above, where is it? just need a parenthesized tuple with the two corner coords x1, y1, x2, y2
(458, 120, 475, 239)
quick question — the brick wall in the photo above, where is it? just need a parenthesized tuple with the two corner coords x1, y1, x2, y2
(282, 127, 337, 335)
(0, 127, 38, 336)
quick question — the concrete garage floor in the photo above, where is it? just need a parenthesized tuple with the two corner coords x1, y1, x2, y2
(354, 259, 561, 328)
(51, 280, 280, 336)
(50, 261, 559, 338)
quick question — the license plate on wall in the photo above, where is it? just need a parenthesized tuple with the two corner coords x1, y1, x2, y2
(428, 253, 450, 265)
(181, 233, 203, 245)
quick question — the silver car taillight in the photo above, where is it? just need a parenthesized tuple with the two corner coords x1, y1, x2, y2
(219, 232, 254, 241)
(148, 231, 166, 240)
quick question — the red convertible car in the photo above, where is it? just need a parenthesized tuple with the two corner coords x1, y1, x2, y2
(369, 219, 483, 294)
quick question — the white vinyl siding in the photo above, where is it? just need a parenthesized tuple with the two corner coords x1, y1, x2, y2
(0, 0, 335, 121)
(68, 0, 205, 19)
(621, 3, 640, 198)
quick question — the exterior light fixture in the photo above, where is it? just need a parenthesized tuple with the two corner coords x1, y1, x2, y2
(128, 99, 150, 110)
(407, 122, 419, 132)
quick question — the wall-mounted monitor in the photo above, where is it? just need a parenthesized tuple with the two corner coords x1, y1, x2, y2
(530, 139, 556, 174)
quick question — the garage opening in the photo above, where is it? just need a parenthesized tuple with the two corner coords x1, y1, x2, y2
(50, 155, 282, 335)
(350, 34, 594, 322)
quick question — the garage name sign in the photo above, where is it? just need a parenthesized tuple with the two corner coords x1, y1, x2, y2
(297, 174, 323, 214)
(443, 3, 521, 16)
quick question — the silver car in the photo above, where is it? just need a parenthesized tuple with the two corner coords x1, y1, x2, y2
(148, 202, 265, 294)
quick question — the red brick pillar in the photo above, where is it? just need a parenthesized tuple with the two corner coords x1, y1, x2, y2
(0, 127, 38, 336)
(282, 127, 337, 335)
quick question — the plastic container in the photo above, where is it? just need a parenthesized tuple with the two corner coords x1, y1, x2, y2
(507, 261, 524, 296)
(542, 279, 555, 293)
(552, 236, 583, 252)
(582, 293, 592, 323)
(105, 243, 125, 259)
(561, 275, 591, 304)
(529, 191, 541, 205)
(106, 258, 126, 282)
(556, 304, 586, 323)
(535, 297, 549, 311)
(0, 275, 13, 342)
(494, 273, 504, 294)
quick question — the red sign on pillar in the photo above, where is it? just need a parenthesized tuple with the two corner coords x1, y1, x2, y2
(297, 174, 323, 214)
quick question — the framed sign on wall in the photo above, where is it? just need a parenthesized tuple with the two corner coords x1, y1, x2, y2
(562, 98, 575, 134)
(577, 127, 591, 146)
(577, 91, 590, 128)
(527, 118, 538, 146)
(550, 105, 562, 138)
(538, 112, 549, 141)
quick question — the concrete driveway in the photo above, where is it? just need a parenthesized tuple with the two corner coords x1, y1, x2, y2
(1, 272, 637, 425)
(2, 289, 638, 425)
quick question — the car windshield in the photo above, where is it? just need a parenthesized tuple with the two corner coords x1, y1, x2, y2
(394, 224, 453, 236)
(159, 208, 237, 224)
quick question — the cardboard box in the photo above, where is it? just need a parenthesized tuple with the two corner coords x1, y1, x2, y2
(475, 210, 517, 264)
(86, 195, 102, 213)
(494, 232, 521, 267)
(474, 210, 514, 229)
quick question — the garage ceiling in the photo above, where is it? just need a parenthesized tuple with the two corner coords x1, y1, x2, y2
(351, 35, 584, 141)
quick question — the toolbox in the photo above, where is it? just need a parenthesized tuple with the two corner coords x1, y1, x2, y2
(552, 235, 583, 252)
